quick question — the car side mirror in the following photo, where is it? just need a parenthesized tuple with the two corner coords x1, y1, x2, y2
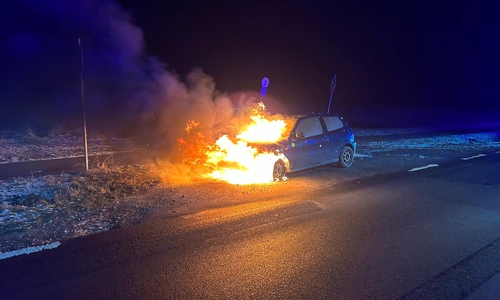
(294, 132, 305, 139)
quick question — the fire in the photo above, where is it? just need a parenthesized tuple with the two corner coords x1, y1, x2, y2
(205, 135, 283, 184)
(237, 115, 287, 144)
(179, 102, 289, 184)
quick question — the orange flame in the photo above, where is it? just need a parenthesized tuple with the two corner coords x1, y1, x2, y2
(178, 102, 289, 184)
(205, 135, 282, 184)
(237, 115, 287, 143)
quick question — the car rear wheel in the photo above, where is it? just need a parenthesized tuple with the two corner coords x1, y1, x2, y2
(339, 146, 354, 168)
(273, 160, 286, 181)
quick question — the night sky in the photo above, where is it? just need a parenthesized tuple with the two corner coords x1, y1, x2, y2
(1, 0, 499, 135)
(118, 0, 500, 119)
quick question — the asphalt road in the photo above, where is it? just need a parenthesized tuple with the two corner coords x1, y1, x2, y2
(1, 150, 500, 299)
(0, 150, 155, 180)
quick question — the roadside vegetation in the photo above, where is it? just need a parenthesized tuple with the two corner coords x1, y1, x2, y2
(0, 128, 134, 164)
(0, 155, 166, 254)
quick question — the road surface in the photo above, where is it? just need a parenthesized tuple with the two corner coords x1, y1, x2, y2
(0, 150, 499, 299)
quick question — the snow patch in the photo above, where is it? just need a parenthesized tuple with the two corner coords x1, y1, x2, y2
(365, 133, 500, 152)
(354, 123, 500, 137)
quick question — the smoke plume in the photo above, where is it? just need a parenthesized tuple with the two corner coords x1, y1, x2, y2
(0, 0, 270, 153)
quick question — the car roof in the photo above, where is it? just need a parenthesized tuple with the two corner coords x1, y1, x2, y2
(297, 112, 343, 118)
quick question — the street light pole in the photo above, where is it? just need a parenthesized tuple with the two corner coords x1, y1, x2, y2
(78, 37, 89, 171)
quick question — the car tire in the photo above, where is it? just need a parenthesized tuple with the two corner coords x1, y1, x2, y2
(273, 160, 286, 181)
(338, 146, 354, 168)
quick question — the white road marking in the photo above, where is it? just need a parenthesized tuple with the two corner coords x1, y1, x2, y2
(0, 242, 61, 260)
(408, 164, 439, 172)
(461, 154, 486, 161)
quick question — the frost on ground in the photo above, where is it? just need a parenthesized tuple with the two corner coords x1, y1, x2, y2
(0, 165, 169, 254)
(353, 122, 500, 137)
(362, 132, 500, 154)
(0, 129, 136, 164)
(0, 127, 499, 255)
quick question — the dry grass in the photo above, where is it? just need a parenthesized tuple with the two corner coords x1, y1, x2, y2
(55, 163, 160, 211)
(2, 155, 160, 211)
(21, 129, 49, 146)
(150, 159, 206, 186)
(0, 159, 166, 253)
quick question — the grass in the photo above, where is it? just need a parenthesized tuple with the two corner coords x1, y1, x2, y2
(2, 154, 160, 211)
(55, 164, 159, 210)
(0, 157, 164, 252)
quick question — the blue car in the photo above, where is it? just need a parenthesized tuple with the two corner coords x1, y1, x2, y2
(270, 113, 356, 180)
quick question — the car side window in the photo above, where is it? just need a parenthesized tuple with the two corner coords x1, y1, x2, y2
(323, 116, 343, 132)
(295, 117, 323, 138)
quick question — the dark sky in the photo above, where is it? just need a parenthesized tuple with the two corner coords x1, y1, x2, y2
(1, 0, 499, 133)
(117, 0, 500, 114)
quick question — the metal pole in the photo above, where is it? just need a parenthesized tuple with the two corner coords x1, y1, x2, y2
(78, 38, 89, 171)
(327, 75, 337, 114)
(327, 88, 334, 114)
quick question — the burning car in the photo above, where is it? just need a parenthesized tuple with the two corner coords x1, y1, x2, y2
(264, 113, 357, 181)
(180, 104, 355, 184)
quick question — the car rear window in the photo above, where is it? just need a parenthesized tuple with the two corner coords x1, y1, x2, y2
(323, 116, 344, 132)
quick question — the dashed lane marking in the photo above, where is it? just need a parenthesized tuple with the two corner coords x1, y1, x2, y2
(462, 154, 487, 161)
(408, 164, 439, 172)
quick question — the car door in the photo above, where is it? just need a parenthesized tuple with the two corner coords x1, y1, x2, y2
(322, 115, 345, 161)
(285, 116, 329, 171)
